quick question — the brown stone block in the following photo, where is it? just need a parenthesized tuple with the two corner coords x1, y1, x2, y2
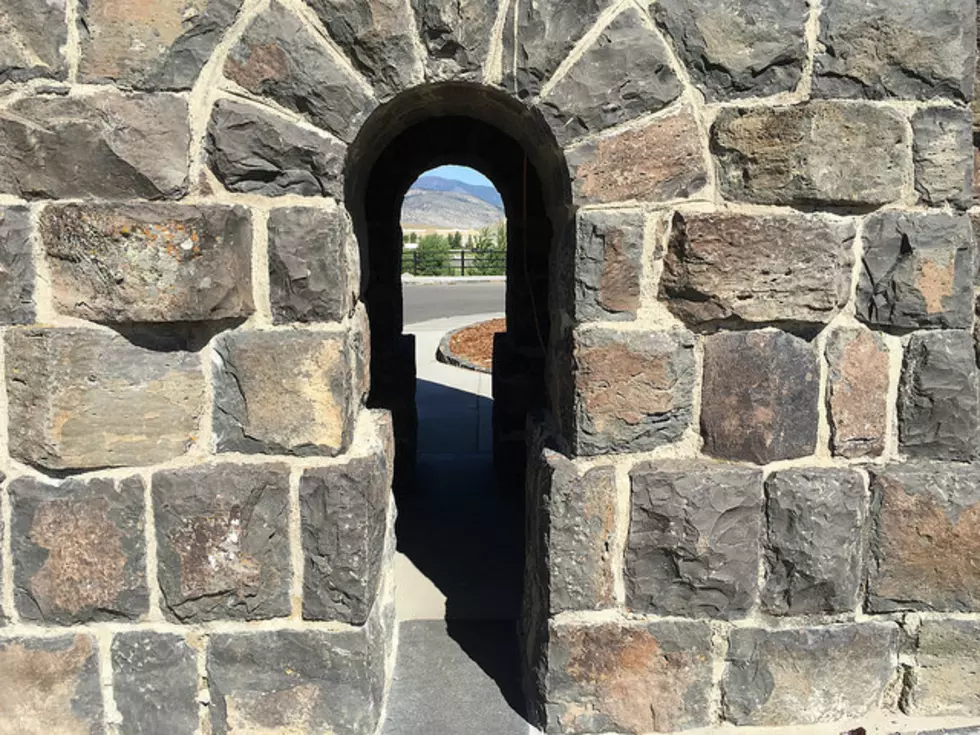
(826, 327, 889, 458)
(10, 475, 147, 624)
(5, 328, 205, 471)
(545, 620, 714, 734)
(573, 209, 644, 322)
(42, 203, 254, 324)
(908, 620, 980, 717)
(153, 463, 291, 623)
(0, 635, 104, 734)
(567, 104, 708, 205)
(868, 464, 980, 612)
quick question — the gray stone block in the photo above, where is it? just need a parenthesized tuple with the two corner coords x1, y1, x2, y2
(153, 463, 291, 623)
(207, 98, 345, 198)
(111, 632, 199, 734)
(653, 0, 808, 101)
(0, 207, 36, 325)
(762, 468, 868, 615)
(858, 212, 974, 330)
(413, 0, 497, 81)
(701, 330, 819, 464)
(42, 203, 254, 324)
(826, 328, 890, 458)
(899, 331, 979, 462)
(573, 209, 644, 322)
(912, 107, 974, 208)
(0, 0, 68, 82)
(627, 461, 763, 619)
(908, 620, 980, 717)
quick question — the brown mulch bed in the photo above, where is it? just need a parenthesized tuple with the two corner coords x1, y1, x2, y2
(448, 318, 506, 370)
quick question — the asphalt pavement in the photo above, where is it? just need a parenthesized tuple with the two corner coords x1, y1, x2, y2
(402, 280, 505, 323)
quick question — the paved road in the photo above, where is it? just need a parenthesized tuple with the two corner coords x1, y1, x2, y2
(402, 280, 505, 323)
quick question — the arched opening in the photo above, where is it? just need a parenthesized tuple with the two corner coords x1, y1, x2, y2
(345, 82, 571, 726)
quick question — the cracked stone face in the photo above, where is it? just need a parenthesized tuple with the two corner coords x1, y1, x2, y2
(412, 0, 497, 81)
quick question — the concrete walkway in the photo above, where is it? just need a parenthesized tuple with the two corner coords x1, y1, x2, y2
(381, 313, 534, 735)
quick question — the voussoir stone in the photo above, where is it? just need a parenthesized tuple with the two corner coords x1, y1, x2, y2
(544, 620, 714, 734)
(0, 92, 190, 200)
(540, 6, 683, 145)
(0, 635, 104, 733)
(868, 464, 980, 612)
(627, 461, 764, 620)
(572, 327, 695, 456)
(898, 331, 979, 462)
(908, 620, 980, 717)
(269, 206, 356, 324)
(0, 206, 36, 325)
(912, 107, 973, 209)
(208, 628, 384, 735)
(574, 209, 644, 322)
(207, 98, 346, 198)
(825, 327, 890, 459)
(858, 212, 974, 330)
(11, 475, 147, 625)
(78, 0, 243, 90)
(568, 104, 707, 205)
(712, 102, 908, 206)
(225, 0, 377, 144)
(653, 0, 808, 101)
(41, 203, 254, 324)
(303, 0, 424, 98)
(722, 624, 899, 726)
(112, 632, 199, 735)
(813, 0, 975, 101)
(301, 452, 391, 624)
(413, 0, 497, 80)
(661, 211, 855, 330)
(762, 468, 867, 615)
(701, 330, 819, 464)
(213, 329, 355, 456)
(153, 463, 291, 623)
(5, 328, 204, 471)
(0, 0, 67, 82)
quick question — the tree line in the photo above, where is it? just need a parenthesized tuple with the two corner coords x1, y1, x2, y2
(402, 224, 507, 276)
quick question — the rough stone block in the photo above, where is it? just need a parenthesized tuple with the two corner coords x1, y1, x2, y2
(908, 620, 980, 717)
(225, 1, 376, 144)
(0, 635, 104, 734)
(627, 461, 763, 619)
(567, 104, 707, 205)
(112, 632, 200, 734)
(78, 0, 243, 90)
(41, 203, 254, 324)
(213, 329, 355, 456)
(573, 209, 643, 322)
(762, 468, 867, 615)
(532, 449, 616, 613)
(5, 328, 204, 471)
(207, 98, 345, 198)
(913, 107, 973, 208)
(813, 0, 976, 101)
(153, 463, 291, 622)
(269, 206, 355, 324)
(544, 620, 714, 734)
(0, 0, 68, 82)
(857, 212, 974, 330)
(208, 628, 383, 735)
(653, 0, 808, 101)
(413, 0, 497, 80)
(301, 453, 390, 624)
(826, 328, 890, 459)
(722, 624, 899, 725)
(661, 211, 854, 330)
(572, 327, 695, 456)
(0, 206, 36, 325)
(701, 330, 819, 464)
(10, 475, 147, 624)
(899, 331, 979, 461)
(303, 0, 423, 98)
(712, 102, 908, 206)
(868, 464, 980, 612)
(540, 7, 683, 145)
(0, 92, 190, 200)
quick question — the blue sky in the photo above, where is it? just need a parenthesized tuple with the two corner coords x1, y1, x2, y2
(423, 165, 494, 188)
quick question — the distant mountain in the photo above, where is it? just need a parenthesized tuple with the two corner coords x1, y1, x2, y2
(401, 189, 505, 231)
(412, 174, 504, 209)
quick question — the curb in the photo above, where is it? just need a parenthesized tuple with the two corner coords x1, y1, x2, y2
(402, 275, 506, 285)
(436, 325, 492, 374)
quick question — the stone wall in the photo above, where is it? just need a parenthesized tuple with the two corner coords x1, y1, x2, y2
(0, 0, 979, 734)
